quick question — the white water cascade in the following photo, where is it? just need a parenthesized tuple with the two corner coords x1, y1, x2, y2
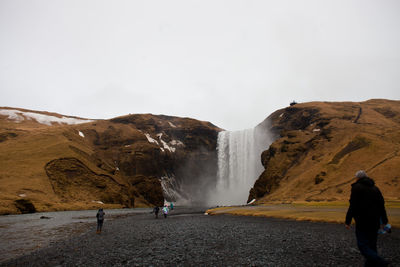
(210, 127, 272, 206)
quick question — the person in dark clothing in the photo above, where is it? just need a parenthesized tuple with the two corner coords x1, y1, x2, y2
(345, 170, 389, 267)
(96, 208, 105, 234)
(153, 206, 160, 219)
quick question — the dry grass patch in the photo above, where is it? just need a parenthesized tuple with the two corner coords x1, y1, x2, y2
(207, 203, 400, 228)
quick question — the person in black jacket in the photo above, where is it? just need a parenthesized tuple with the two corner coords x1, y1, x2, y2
(153, 206, 160, 219)
(345, 170, 389, 266)
(96, 208, 105, 234)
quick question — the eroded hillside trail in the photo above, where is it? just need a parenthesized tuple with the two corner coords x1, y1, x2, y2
(2, 207, 399, 266)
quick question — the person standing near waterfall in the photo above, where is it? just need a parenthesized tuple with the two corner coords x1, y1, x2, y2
(162, 205, 169, 218)
(153, 206, 160, 219)
(96, 208, 105, 234)
(345, 170, 389, 266)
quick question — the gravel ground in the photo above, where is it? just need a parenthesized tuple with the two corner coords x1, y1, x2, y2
(2, 208, 399, 267)
(0, 208, 151, 263)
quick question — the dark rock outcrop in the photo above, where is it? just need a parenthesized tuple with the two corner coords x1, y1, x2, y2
(46, 114, 221, 208)
(14, 199, 36, 214)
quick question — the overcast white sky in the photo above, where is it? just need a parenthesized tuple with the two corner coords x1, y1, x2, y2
(1, 0, 399, 131)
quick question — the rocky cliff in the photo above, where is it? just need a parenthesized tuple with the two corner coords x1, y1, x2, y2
(0, 108, 220, 214)
(2, 99, 400, 214)
(249, 99, 400, 203)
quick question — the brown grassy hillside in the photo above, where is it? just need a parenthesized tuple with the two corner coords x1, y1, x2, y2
(0, 108, 220, 214)
(249, 99, 400, 203)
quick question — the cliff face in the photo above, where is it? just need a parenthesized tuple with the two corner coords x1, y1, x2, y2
(249, 99, 400, 203)
(3, 99, 400, 214)
(0, 108, 220, 214)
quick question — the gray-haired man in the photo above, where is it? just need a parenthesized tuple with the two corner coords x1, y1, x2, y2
(345, 170, 389, 266)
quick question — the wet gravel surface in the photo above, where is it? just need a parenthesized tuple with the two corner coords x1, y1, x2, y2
(0, 208, 150, 263)
(2, 208, 399, 266)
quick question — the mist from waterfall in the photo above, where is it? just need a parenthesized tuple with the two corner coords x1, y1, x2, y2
(208, 127, 273, 206)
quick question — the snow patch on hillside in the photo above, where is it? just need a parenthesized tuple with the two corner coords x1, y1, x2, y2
(157, 133, 176, 153)
(0, 110, 25, 122)
(170, 140, 184, 147)
(144, 133, 184, 153)
(0, 109, 93, 125)
(161, 139, 175, 153)
(145, 133, 159, 145)
(168, 121, 177, 128)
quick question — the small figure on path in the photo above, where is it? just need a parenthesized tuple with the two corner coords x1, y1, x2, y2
(345, 170, 390, 266)
(162, 205, 169, 218)
(170, 202, 174, 210)
(96, 208, 105, 234)
(153, 206, 160, 219)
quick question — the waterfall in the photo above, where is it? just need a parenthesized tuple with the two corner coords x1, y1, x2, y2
(210, 127, 272, 205)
